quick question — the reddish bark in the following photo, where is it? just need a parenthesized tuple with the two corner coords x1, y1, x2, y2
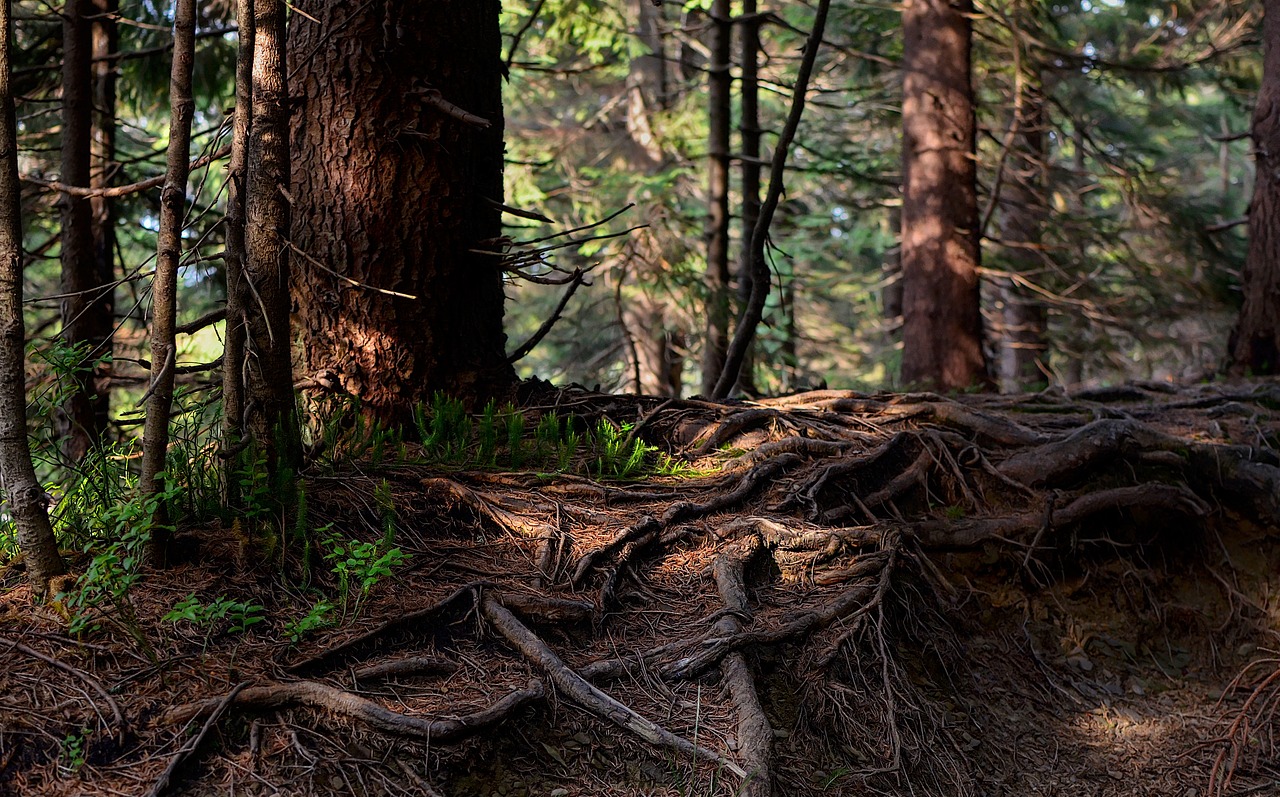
(900, 0, 991, 390)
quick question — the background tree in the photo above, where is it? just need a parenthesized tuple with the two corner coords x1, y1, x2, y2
(289, 0, 514, 419)
(57, 0, 108, 460)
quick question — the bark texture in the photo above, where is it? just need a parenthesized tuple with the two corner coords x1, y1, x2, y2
(0, 0, 65, 591)
(701, 0, 733, 396)
(221, 0, 253, 462)
(139, 0, 195, 564)
(58, 0, 108, 460)
(900, 0, 990, 390)
(243, 0, 300, 467)
(289, 0, 513, 419)
(1229, 0, 1280, 375)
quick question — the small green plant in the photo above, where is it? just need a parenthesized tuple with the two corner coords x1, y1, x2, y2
(163, 594, 265, 635)
(58, 481, 180, 652)
(589, 420, 653, 479)
(322, 532, 410, 618)
(59, 731, 88, 776)
(283, 599, 336, 643)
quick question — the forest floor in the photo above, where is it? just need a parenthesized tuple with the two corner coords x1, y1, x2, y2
(2, 380, 1280, 797)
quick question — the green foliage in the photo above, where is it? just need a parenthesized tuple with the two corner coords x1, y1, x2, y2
(409, 393, 697, 480)
(56, 480, 180, 649)
(58, 731, 88, 776)
(283, 600, 336, 644)
(163, 594, 265, 635)
(321, 529, 410, 619)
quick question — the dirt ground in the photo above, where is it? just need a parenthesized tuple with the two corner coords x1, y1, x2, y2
(2, 383, 1279, 796)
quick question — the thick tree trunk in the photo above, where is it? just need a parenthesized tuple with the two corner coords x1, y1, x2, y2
(289, 0, 512, 419)
(0, 0, 65, 593)
(900, 0, 991, 390)
(997, 75, 1048, 391)
(1229, 0, 1280, 375)
(139, 0, 195, 565)
(701, 0, 733, 396)
(58, 0, 108, 461)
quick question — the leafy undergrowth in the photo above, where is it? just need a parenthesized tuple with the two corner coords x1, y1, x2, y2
(2, 381, 1280, 797)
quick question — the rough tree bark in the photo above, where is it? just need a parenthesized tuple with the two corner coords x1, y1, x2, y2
(900, 0, 991, 390)
(1229, 0, 1280, 375)
(289, 0, 513, 419)
(701, 0, 733, 396)
(58, 0, 109, 461)
(221, 0, 252, 472)
(0, 0, 65, 593)
(242, 0, 301, 469)
(139, 0, 195, 565)
(997, 72, 1048, 391)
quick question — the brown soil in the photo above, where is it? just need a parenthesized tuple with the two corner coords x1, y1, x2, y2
(2, 382, 1279, 797)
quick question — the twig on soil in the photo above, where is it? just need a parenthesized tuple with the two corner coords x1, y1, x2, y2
(0, 636, 127, 741)
(147, 681, 248, 797)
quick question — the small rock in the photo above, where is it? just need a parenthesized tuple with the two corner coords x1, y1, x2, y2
(551, 790, 568, 797)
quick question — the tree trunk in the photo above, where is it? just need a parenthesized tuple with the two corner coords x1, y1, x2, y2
(58, 0, 108, 461)
(139, 0, 195, 565)
(701, 0, 732, 396)
(221, 0, 253, 471)
(997, 73, 1048, 391)
(1229, 0, 1280, 375)
(289, 0, 513, 420)
(0, 0, 65, 593)
(242, 0, 301, 470)
(735, 0, 762, 396)
(88, 0, 117, 439)
(900, 0, 991, 390)
(619, 0, 683, 398)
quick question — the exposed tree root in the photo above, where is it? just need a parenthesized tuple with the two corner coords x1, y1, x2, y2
(481, 594, 749, 779)
(12, 383, 1279, 796)
(164, 678, 547, 744)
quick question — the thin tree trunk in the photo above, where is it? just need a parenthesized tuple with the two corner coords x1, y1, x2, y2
(222, 0, 253, 488)
(139, 0, 196, 566)
(58, 0, 106, 461)
(289, 0, 513, 421)
(0, 0, 65, 593)
(900, 0, 991, 390)
(1229, 0, 1280, 375)
(701, 0, 732, 396)
(244, 0, 300, 469)
(620, 0, 682, 397)
(712, 0, 831, 400)
(735, 0, 762, 396)
(88, 0, 117, 440)
(998, 71, 1048, 391)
